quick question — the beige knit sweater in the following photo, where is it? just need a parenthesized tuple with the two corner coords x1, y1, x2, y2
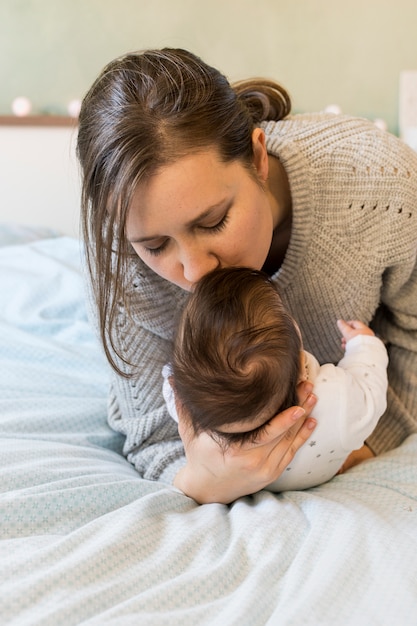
(103, 113, 417, 485)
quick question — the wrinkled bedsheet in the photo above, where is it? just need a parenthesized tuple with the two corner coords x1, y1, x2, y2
(1, 226, 416, 625)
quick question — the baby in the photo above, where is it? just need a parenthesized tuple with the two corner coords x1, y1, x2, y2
(163, 267, 388, 491)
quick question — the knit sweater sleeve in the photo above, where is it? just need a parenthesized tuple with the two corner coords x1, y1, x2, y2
(366, 228, 417, 454)
(361, 125, 417, 454)
(103, 255, 189, 485)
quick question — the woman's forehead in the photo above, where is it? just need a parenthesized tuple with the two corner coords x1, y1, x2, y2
(127, 152, 244, 232)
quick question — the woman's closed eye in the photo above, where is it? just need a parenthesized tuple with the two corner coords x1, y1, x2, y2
(199, 213, 229, 233)
(141, 213, 229, 257)
(143, 239, 169, 256)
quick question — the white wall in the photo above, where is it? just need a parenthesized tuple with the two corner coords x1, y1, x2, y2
(0, 125, 80, 237)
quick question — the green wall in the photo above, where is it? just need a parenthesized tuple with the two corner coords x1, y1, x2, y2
(1, 0, 416, 134)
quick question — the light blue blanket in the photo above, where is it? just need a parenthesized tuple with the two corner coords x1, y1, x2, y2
(1, 227, 416, 625)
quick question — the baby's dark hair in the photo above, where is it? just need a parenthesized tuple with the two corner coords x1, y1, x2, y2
(171, 267, 302, 443)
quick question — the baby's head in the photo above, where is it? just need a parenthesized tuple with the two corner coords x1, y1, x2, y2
(171, 267, 302, 445)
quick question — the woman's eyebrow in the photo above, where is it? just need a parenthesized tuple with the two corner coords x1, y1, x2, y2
(128, 234, 164, 243)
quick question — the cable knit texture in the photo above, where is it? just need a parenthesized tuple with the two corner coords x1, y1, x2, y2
(99, 113, 417, 484)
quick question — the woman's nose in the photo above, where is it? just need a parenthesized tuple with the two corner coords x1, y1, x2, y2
(181, 248, 219, 286)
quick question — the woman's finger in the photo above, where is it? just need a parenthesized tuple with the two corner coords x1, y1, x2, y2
(252, 390, 317, 446)
(296, 380, 315, 407)
(265, 416, 317, 481)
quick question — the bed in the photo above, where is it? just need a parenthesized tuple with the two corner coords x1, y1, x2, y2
(1, 223, 417, 626)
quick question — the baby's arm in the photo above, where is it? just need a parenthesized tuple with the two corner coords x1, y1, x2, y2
(335, 319, 383, 472)
(334, 320, 388, 452)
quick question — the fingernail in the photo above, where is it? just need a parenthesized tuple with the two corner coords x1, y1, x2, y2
(306, 393, 316, 407)
(292, 407, 306, 420)
(307, 418, 317, 430)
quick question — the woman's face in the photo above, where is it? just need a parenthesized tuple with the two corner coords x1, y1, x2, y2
(126, 130, 276, 291)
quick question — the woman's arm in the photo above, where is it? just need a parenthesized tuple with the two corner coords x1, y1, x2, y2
(367, 225, 417, 455)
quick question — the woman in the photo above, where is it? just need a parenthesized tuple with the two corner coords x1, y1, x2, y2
(77, 48, 417, 504)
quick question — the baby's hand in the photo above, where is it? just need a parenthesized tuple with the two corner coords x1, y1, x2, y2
(337, 319, 374, 350)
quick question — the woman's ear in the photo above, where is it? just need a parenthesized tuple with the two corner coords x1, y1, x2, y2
(251, 128, 269, 182)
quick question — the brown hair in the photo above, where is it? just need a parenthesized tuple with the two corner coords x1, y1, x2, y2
(171, 267, 302, 444)
(76, 48, 291, 374)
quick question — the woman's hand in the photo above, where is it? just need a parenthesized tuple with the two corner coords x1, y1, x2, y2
(173, 381, 317, 504)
